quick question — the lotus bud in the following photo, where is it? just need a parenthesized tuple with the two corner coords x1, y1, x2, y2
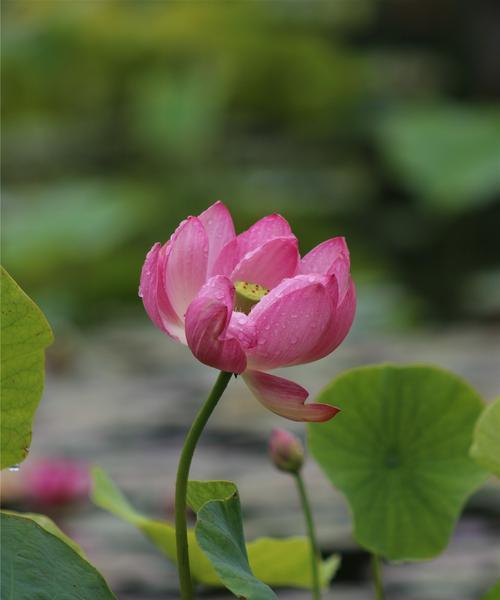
(269, 428, 304, 474)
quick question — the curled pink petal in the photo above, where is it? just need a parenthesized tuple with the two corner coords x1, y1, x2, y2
(164, 217, 209, 322)
(211, 237, 240, 278)
(139, 243, 184, 341)
(198, 201, 236, 275)
(243, 370, 339, 422)
(230, 236, 299, 289)
(300, 237, 349, 276)
(237, 214, 293, 257)
(226, 311, 257, 350)
(185, 276, 247, 374)
(246, 275, 335, 370)
(329, 254, 351, 300)
(303, 279, 356, 363)
(301, 237, 352, 300)
(139, 243, 165, 331)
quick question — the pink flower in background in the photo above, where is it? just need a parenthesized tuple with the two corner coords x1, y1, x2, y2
(140, 202, 355, 422)
(25, 459, 90, 506)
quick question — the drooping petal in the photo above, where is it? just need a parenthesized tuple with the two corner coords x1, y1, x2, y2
(185, 276, 247, 374)
(230, 236, 299, 289)
(198, 201, 236, 275)
(300, 237, 349, 276)
(164, 217, 209, 322)
(243, 370, 339, 422)
(139, 243, 185, 341)
(237, 214, 293, 257)
(246, 275, 335, 370)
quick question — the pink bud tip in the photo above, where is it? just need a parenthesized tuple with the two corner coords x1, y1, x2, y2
(269, 428, 305, 474)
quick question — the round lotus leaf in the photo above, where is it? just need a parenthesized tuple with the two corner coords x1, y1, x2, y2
(470, 397, 500, 477)
(308, 364, 487, 560)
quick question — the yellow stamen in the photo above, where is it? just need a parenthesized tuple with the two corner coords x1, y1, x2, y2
(234, 280, 269, 314)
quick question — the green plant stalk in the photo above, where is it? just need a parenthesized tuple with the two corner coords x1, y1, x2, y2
(294, 471, 321, 600)
(371, 554, 385, 600)
(175, 370, 233, 600)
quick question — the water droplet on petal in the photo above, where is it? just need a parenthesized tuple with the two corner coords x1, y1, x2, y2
(9, 464, 20, 472)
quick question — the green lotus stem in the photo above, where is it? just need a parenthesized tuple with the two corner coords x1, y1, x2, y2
(371, 554, 385, 600)
(175, 370, 233, 600)
(294, 471, 321, 600)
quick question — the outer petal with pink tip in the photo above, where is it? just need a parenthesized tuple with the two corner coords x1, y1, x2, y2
(243, 370, 339, 422)
(139, 243, 184, 341)
(301, 237, 351, 297)
(246, 275, 335, 370)
(198, 201, 236, 276)
(185, 276, 247, 374)
(230, 236, 299, 289)
(237, 214, 293, 257)
(164, 217, 209, 322)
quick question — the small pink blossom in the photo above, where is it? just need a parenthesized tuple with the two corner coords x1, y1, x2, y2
(139, 202, 355, 422)
(25, 459, 90, 506)
(269, 428, 305, 473)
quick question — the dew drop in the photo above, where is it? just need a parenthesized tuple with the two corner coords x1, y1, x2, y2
(9, 464, 20, 473)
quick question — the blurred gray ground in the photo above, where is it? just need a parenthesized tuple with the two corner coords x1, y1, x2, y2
(15, 324, 500, 599)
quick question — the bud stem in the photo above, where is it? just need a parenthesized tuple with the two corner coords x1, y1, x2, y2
(371, 554, 385, 600)
(175, 370, 233, 600)
(294, 472, 321, 600)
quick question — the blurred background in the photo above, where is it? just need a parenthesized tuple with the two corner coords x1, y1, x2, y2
(2, 1, 500, 599)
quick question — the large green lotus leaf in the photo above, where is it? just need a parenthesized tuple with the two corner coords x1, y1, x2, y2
(91, 467, 337, 589)
(2, 510, 85, 558)
(470, 398, 500, 477)
(1, 267, 54, 469)
(378, 106, 500, 212)
(481, 581, 500, 600)
(0, 512, 116, 599)
(308, 364, 487, 560)
(188, 480, 277, 599)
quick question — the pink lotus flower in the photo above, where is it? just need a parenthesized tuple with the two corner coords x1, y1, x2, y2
(139, 202, 355, 422)
(25, 459, 90, 506)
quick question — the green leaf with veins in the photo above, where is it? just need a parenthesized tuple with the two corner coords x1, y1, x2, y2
(470, 397, 500, 477)
(91, 467, 339, 589)
(0, 512, 116, 599)
(309, 364, 487, 560)
(187, 480, 277, 599)
(1, 267, 53, 469)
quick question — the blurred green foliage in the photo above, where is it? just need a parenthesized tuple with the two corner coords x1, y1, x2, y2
(2, 0, 499, 328)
